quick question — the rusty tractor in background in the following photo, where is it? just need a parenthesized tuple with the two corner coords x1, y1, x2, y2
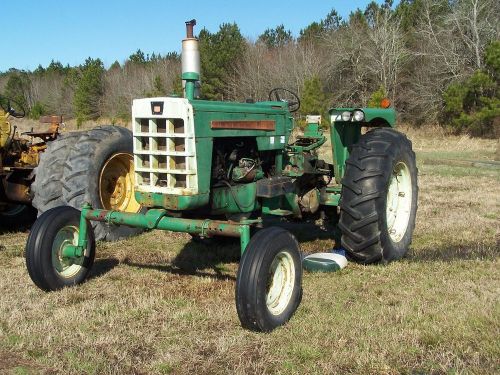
(0, 96, 61, 227)
(0, 95, 141, 238)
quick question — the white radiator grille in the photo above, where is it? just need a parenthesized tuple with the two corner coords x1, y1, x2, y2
(132, 98, 198, 195)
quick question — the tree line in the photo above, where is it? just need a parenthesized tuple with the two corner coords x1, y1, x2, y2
(0, 0, 498, 136)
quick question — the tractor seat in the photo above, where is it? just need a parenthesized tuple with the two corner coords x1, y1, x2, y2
(22, 115, 62, 139)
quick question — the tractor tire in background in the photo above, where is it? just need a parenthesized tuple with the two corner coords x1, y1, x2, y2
(0, 204, 37, 230)
(339, 128, 418, 264)
(61, 126, 142, 241)
(32, 132, 84, 215)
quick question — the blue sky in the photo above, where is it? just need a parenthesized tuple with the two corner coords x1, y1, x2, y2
(4, 0, 391, 72)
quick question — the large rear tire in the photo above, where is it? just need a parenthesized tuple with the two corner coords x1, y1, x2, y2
(25, 206, 95, 291)
(338, 128, 418, 264)
(32, 132, 83, 214)
(236, 227, 302, 332)
(61, 126, 142, 241)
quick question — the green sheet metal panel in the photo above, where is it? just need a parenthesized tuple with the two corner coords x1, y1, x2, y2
(190, 100, 293, 145)
(328, 107, 396, 183)
(329, 107, 396, 128)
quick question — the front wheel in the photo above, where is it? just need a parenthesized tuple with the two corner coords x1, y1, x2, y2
(236, 227, 302, 332)
(25, 206, 95, 291)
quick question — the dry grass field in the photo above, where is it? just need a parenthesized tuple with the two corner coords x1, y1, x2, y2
(0, 126, 498, 374)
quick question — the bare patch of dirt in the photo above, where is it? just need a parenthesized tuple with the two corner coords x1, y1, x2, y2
(0, 349, 52, 374)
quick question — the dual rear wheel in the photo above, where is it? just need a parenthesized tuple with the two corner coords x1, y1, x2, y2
(32, 126, 142, 241)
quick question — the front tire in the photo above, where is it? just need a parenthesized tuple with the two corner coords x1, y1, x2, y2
(339, 128, 418, 264)
(25, 206, 95, 291)
(236, 227, 302, 332)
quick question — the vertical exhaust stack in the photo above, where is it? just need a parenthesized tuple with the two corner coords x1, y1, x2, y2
(181, 19, 200, 100)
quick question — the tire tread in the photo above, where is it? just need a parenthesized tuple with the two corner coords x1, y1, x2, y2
(339, 128, 418, 264)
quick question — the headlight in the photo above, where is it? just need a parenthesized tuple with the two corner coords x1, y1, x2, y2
(353, 110, 365, 122)
(341, 111, 352, 121)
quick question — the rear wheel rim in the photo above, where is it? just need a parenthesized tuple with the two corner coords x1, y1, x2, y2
(99, 153, 140, 213)
(386, 161, 412, 243)
(266, 251, 295, 316)
(51, 225, 84, 278)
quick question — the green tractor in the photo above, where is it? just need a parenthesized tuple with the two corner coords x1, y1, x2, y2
(25, 20, 418, 332)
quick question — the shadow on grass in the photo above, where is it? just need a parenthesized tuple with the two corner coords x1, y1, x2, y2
(123, 219, 339, 281)
(88, 258, 120, 280)
(122, 261, 237, 281)
(89, 223, 497, 283)
(0, 348, 44, 374)
(261, 216, 340, 245)
(93, 218, 340, 281)
(122, 239, 240, 281)
(407, 240, 499, 262)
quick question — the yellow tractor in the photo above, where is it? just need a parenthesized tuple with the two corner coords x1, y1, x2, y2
(0, 95, 141, 239)
(0, 96, 43, 227)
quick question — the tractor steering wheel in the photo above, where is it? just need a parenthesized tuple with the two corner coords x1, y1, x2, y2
(268, 88, 301, 113)
(0, 96, 25, 118)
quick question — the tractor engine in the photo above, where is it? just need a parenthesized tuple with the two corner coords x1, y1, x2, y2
(131, 20, 293, 213)
(211, 138, 276, 185)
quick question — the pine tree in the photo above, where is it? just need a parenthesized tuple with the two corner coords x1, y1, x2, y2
(300, 76, 329, 128)
(442, 41, 500, 137)
(109, 60, 121, 71)
(199, 23, 245, 100)
(171, 76, 183, 97)
(128, 49, 147, 65)
(4, 72, 30, 115)
(46, 60, 66, 74)
(298, 22, 324, 44)
(73, 57, 105, 126)
(258, 25, 293, 48)
(299, 9, 343, 45)
(143, 75, 166, 98)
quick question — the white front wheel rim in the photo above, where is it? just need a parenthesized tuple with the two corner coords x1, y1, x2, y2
(386, 161, 412, 243)
(266, 251, 296, 316)
(51, 225, 84, 278)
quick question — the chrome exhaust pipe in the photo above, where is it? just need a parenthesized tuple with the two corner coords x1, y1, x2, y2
(181, 19, 200, 100)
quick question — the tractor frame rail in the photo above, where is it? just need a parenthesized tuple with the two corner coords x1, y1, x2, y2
(62, 203, 254, 259)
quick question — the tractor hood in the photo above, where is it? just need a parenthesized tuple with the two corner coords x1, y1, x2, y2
(330, 107, 396, 127)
